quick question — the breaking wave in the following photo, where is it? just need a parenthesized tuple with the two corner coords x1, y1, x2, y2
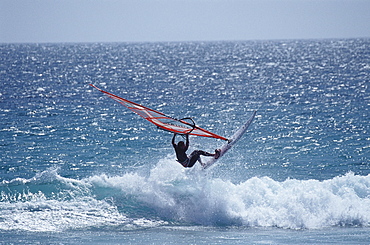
(1, 158, 370, 232)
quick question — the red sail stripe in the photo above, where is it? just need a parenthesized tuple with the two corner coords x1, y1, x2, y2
(90, 84, 227, 141)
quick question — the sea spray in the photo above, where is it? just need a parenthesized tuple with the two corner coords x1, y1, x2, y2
(1, 160, 370, 232)
(85, 160, 370, 229)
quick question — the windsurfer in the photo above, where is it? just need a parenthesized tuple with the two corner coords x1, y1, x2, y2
(172, 133, 220, 168)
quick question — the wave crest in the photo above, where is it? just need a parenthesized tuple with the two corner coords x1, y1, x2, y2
(1, 160, 370, 231)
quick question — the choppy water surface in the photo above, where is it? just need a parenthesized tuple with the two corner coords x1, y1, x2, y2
(0, 39, 369, 244)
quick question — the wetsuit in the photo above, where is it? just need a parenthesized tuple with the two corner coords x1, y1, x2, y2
(172, 134, 215, 168)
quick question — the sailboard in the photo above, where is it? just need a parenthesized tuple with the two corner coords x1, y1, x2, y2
(90, 84, 228, 141)
(202, 110, 257, 169)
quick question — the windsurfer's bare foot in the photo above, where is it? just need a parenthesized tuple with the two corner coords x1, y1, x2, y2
(214, 149, 221, 159)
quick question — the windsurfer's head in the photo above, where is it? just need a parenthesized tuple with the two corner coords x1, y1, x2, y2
(178, 141, 186, 149)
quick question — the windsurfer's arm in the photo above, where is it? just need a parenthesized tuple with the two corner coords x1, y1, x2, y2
(172, 133, 177, 147)
(185, 134, 189, 149)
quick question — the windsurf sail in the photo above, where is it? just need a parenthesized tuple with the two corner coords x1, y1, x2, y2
(90, 84, 228, 141)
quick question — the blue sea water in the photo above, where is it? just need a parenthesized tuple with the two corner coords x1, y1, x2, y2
(0, 39, 369, 244)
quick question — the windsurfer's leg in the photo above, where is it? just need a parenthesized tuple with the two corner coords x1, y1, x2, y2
(197, 150, 214, 157)
(188, 150, 215, 167)
(198, 150, 221, 159)
(187, 151, 200, 167)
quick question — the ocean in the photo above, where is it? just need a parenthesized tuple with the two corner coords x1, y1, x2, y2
(0, 39, 369, 244)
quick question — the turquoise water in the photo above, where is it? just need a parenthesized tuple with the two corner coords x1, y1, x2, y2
(0, 39, 369, 244)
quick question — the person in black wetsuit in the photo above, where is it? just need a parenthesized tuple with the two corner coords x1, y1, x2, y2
(172, 133, 220, 168)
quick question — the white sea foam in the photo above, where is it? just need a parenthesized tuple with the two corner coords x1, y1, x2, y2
(0, 167, 166, 232)
(85, 158, 370, 229)
(1, 161, 370, 232)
